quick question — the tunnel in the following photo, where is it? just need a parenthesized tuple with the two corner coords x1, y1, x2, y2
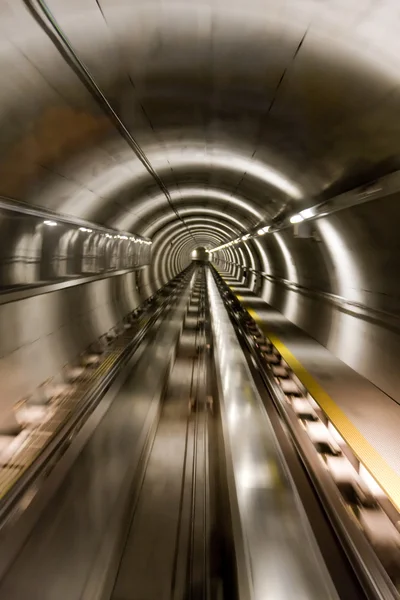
(0, 1, 400, 599)
(191, 246, 209, 262)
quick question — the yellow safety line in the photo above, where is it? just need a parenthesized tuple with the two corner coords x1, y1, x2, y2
(225, 280, 400, 513)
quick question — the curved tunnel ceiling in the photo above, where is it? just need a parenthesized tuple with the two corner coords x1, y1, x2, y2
(3, 0, 400, 510)
(1, 0, 400, 262)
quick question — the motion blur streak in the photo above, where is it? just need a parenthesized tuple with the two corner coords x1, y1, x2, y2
(0, 0, 400, 595)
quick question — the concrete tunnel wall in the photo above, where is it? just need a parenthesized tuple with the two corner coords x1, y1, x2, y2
(0, 1, 400, 425)
(215, 193, 400, 406)
(0, 268, 168, 417)
(4, 188, 400, 420)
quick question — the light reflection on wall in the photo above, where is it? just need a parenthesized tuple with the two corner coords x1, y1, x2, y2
(243, 242, 257, 289)
(237, 247, 247, 282)
(317, 220, 364, 303)
(273, 233, 299, 322)
(207, 269, 264, 500)
(12, 231, 41, 285)
(253, 237, 272, 302)
(317, 219, 365, 364)
(148, 152, 303, 200)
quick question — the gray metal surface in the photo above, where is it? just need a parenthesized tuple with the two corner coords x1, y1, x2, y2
(0, 202, 150, 291)
(0, 0, 398, 274)
(0, 275, 192, 600)
(110, 359, 194, 600)
(0, 0, 399, 443)
(0, 269, 141, 428)
(207, 270, 338, 600)
(226, 279, 400, 484)
(216, 270, 399, 599)
(112, 272, 210, 600)
(0, 9, 400, 596)
(1, 0, 399, 228)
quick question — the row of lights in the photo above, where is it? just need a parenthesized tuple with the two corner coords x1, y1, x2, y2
(207, 204, 328, 254)
(290, 207, 328, 224)
(207, 232, 253, 254)
(43, 220, 152, 244)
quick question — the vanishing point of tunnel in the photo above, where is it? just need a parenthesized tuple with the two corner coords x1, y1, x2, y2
(0, 2, 400, 600)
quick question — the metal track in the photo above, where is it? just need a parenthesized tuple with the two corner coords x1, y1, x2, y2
(212, 267, 399, 600)
(109, 266, 212, 600)
(0, 267, 194, 530)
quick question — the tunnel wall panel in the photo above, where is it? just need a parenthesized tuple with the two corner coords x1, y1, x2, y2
(0, 271, 141, 416)
(257, 195, 400, 405)
(262, 278, 400, 404)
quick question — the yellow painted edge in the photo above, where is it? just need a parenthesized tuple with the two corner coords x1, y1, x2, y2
(226, 285, 400, 513)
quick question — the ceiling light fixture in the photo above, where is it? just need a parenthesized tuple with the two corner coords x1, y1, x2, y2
(300, 207, 316, 219)
(290, 214, 304, 224)
(257, 226, 270, 235)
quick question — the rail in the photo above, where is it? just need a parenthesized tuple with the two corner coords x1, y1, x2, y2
(0, 266, 194, 529)
(212, 265, 399, 600)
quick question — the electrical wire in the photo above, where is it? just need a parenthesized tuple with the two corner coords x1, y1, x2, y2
(23, 0, 198, 244)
